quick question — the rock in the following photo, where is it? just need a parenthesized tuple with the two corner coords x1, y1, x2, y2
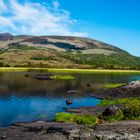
(66, 99, 72, 105)
(86, 83, 91, 87)
(34, 73, 53, 80)
(25, 74, 29, 77)
(102, 105, 119, 116)
(1, 135, 7, 139)
(0, 121, 140, 140)
(67, 90, 78, 94)
(124, 80, 140, 88)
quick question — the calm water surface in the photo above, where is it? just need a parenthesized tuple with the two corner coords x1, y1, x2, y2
(0, 72, 140, 127)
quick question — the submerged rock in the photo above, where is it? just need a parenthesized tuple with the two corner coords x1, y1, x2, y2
(86, 83, 91, 87)
(34, 73, 53, 80)
(66, 99, 72, 105)
(67, 90, 78, 94)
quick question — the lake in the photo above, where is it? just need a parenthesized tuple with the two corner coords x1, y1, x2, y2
(0, 71, 140, 127)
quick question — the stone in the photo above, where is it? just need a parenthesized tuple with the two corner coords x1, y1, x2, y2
(66, 99, 72, 105)
(102, 105, 119, 116)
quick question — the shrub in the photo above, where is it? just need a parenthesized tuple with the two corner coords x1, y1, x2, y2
(102, 110, 124, 122)
(0, 62, 4, 67)
(123, 100, 140, 120)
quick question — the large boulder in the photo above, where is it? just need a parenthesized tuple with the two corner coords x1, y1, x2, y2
(102, 105, 119, 116)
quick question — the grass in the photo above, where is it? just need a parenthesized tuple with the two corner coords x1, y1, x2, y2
(100, 98, 140, 106)
(51, 75, 75, 80)
(47, 68, 140, 74)
(0, 67, 140, 74)
(102, 83, 126, 88)
(55, 113, 97, 125)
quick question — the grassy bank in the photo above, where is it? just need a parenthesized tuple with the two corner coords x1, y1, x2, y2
(0, 67, 140, 74)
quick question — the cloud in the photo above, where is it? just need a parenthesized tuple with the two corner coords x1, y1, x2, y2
(0, 0, 7, 11)
(0, 0, 88, 37)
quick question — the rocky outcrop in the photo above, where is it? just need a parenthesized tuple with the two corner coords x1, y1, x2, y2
(90, 80, 140, 99)
(0, 121, 140, 140)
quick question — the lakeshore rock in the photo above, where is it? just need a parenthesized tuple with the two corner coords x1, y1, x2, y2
(102, 105, 119, 116)
(90, 80, 140, 99)
(0, 120, 140, 140)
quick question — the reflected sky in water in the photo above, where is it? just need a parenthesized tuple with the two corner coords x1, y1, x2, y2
(0, 72, 140, 127)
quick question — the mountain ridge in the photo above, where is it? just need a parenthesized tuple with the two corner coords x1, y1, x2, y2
(0, 33, 140, 69)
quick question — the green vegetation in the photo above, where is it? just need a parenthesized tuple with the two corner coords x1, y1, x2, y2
(47, 68, 140, 74)
(100, 98, 140, 121)
(51, 75, 74, 80)
(31, 56, 56, 61)
(1, 67, 140, 74)
(55, 113, 97, 125)
(102, 110, 124, 122)
(102, 83, 126, 88)
(8, 43, 37, 50)
(123, 100, 140, 120)
(100, 98, 140, 106)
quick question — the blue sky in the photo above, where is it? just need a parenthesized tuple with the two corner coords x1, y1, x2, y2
(0, 0, 140, 56)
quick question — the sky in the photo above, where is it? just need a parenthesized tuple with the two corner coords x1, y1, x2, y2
(0, 0, 140, 56)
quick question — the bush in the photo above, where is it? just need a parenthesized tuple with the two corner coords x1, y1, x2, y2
(0, 62, 4, 67)
(55, 113, 97, 125)
(102, 110, 124, 122)
(123, 100, 140, 120)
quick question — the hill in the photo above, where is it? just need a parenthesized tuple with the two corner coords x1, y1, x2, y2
(0, 33, 140, 69)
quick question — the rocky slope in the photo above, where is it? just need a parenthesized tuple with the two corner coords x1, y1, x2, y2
(0, 33, 140, 69)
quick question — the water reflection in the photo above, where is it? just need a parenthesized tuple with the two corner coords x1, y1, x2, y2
(0, 72, 140, 126)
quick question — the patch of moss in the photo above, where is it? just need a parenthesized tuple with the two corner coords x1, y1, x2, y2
(51, 75, 75, 80)
(55, 113, 97, 125)
(102, 83, 126, 88)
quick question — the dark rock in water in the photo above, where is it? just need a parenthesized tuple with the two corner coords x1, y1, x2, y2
(67, 90, 78, 94)
(102, 105, 119, 116)
(34, 73, 53, 80)
(86, 83, 90, 87)
(25, 74, 30, 77)
(66, 99, 72, 105)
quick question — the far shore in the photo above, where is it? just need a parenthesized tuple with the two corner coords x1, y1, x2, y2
(0, 67, 140, 74)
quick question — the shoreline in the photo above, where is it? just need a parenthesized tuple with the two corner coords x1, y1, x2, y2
(0, 67, 140, 74)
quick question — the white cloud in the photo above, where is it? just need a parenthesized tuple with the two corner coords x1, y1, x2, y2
(0, 0, 7, 11)
(0, 0, 88, 37)
(53, 1, 60, 9)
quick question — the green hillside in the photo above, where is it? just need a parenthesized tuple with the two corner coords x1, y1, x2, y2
(0, 33, 140, 69)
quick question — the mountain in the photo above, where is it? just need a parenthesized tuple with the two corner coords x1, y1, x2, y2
(0, 33, 13, 41)
(0, 33, 140, 69)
